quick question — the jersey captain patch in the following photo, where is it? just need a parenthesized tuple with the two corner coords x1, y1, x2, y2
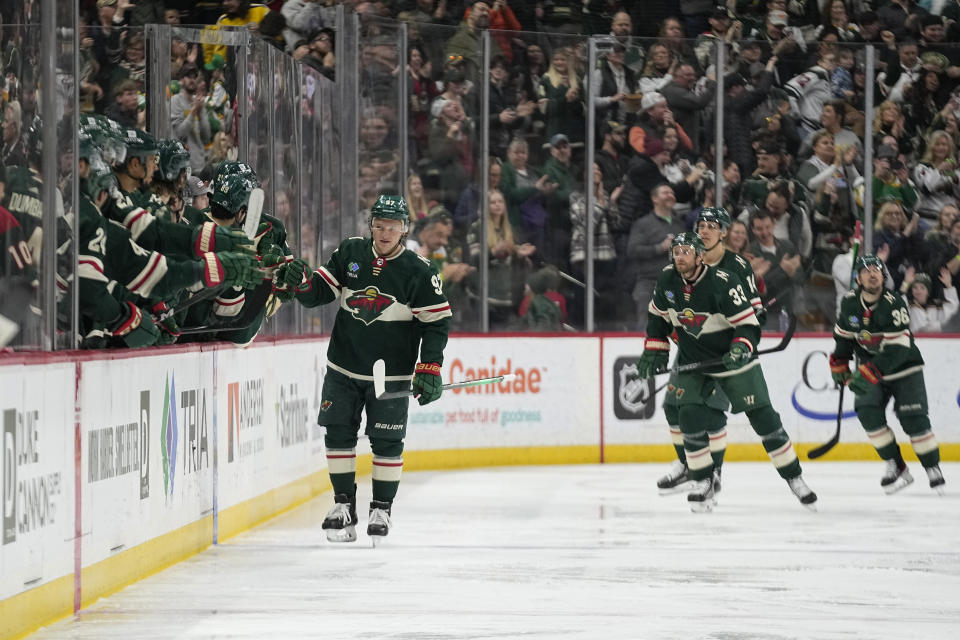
(677, 308, 710, 337)
(345, 286, 397, 325)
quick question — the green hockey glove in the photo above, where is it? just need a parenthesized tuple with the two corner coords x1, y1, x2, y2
(411, 362, 443, 405)
(849, 362, 881, 395)
(722, 340, 753, 370)
(275, 258, 312, 294)
(110, 301, 160, 348)
(201, 251, 261, 289)
(192, 221, 255, 256)
(637, 338, 670, 378)
(829, 353, 851, 386)
(150, 301, 181, 345)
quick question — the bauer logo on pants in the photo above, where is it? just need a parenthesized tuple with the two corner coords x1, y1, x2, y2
(613, 357, 656, 420)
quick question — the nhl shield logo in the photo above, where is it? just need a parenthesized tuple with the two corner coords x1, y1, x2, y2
(345, 286, 396, 325)
(613, 357, 655, 419)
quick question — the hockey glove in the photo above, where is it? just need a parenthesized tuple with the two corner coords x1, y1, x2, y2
(828, 353, 851, 386)
(411, 362, 443, 406)
(848, 362, 882, 395)
(150, 301, 181, 345)
(275, 258, 312, 296)
(201, 251, 261, 289)
(722, 340, 753, 370)
(192, 221, 255, 257)
(109, 301, 160, 348)
(637, 338, 670, 378)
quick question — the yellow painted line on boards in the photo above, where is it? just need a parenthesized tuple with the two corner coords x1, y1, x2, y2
(0, 574, 73, 640)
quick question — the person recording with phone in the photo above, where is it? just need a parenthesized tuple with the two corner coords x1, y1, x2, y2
(868, 144, 918, 214)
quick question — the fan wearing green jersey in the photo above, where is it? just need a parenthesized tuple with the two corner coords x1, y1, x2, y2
(276, 195, 452, 544)
(637, 232, 817, 512)
(830, 255, 945, 494)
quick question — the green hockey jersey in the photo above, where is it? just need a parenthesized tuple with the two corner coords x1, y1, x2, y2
(295, 237, 452, 380)
(833, 289, 924, 378)
(706, 249, 763, 318)
(647, 264, 761, 375)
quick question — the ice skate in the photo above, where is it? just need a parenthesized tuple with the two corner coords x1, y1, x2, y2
(657, 460, 693, 495)
(367, 500, 392, 547)
(687, 477, 716, 513)
(880, 458, 913, 494)
(322, 493, 358, 542)
(787, 475, 817, 511)
(925, 465, 945, 495)
(712, 467, 722, 495)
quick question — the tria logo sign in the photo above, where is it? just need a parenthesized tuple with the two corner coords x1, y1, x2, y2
(345, 286, 395, 325)
(161, 374, 178, 496)
(160, 373, 210, 497)
(677, 308, 709, 338)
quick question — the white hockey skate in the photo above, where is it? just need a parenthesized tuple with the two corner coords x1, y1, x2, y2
(787, 475, 817, 511)
(926, 465, 945, 495)
(712, 466, 722, 495)
(687, 477, 716, 513)
(367, 501, 392, 547)
(881, 458, 913, 494)
(657, 460, 693, 495)
(322, 494, 358, 543)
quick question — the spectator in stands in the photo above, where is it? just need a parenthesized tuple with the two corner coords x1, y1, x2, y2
(629, 91, 692, 156)
(430, 70, 468, 119)
(904, 268, 959, 332)
(105, 79, 140, 129)
(164, 7, 182, 25)
(593, 41, 635, 127)
(725, 62, 775, 176)
(518, 266, 563, 331)
(107, 32, 146, 99)
(124, 0, 165, 27)
(626, 182, 688, 330)
(694, 6, 742, 73)
(876, 0, 927, 40)
(300, 28, 335, 79)
(746, 179, 812, 260)
(569, 161, 618, 285)
(466, 188, 535, 328)
(428, 98, 476, 211)
(797, 131, 859, 198)
(539, 0, 582, 34)
(609, 10, 644, 75)
(186, 175, 212, 211)
(725, 219, 750, 256)
(595, 120, 628, 195)
(798, 100, 862, 165)
(452, 157, 504, 238)
(407, 46, 440, 154)
(281, 0, 326, 55)
(748, 207, 804, 323)
(740, 139, 805, 211)
(658, 16, 699, 72)
(445, 1, 501, 81)
(870, 144, 918, 213)
(541, 133, 578, 270)
(405, 173, 432, 222)
(786, 50, 837, 136)
(874, 99, 915, 156)
(537, 48, 584, 150)
(486, 0, 523, 64)
(500, 136, 554, 243)
(808, 145, 859, 274)
(923, 217, 960, 293)
(1, 100, 25, 167)
(747, 9, 805, 82)
(661, 62, 715, 156)
(814, 0, 860, 42)
(831, 45, 855, 101)
(877, 39, 921, 105)
(638, 41, 677, 95)
(170, 64, 213, 173)
(924, 203, 958, 248)
(913, 130, 960, 223)
(488, 55, 535, 160)
(873, 198, 924, 289)
(204, 0, 271, 66)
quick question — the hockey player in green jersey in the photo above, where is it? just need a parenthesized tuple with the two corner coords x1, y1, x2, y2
(656, 207, 766, 495)
(830, 254, 945, 494)
(637, 232, 817, 512)
(276, 195, 452, 543)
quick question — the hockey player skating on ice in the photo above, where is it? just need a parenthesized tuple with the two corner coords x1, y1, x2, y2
(830, 254, 946, 494)
(636, 233, 817, 512)
(655, 207, 767, 496)
(275, 195, 451, 544)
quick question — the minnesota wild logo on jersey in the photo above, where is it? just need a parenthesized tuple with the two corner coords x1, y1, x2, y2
(345, 286, 396, 325)
(857, 330, 883, 352)
(677, 308, 710, 337)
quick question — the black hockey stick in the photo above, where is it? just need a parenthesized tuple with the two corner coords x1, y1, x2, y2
(371, 359, 516, 400)
(178, 281, 273, 335)
(650, 313, 797, 378)
(808, 384, 844, 459)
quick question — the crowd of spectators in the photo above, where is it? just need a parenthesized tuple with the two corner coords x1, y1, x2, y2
(4, 0, 960, 351)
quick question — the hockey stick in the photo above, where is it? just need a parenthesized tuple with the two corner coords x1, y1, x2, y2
(372, 359, 516, 400)
(650, 313, 797, 377)
(177, 281, 273, 335)
(806, 221, 862, 458)
(808, 385, 843, 459)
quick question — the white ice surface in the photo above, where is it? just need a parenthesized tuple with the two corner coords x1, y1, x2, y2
(28, 462, 960, 640)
